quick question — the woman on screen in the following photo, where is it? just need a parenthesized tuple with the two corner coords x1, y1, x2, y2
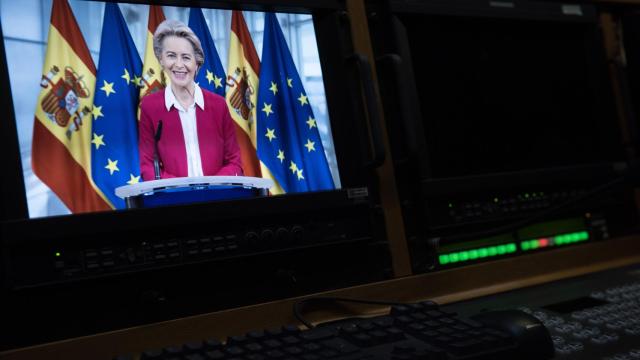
(138, 19, 243, 180)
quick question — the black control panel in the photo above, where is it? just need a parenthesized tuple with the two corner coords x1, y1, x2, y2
(48, 215, 370, 284)
(433, 188, 589, 226)
(5, 206, 375, 289)
(445, 263, 640, 360)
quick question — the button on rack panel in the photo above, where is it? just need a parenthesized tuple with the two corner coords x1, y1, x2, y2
(40, 213, 374, 286)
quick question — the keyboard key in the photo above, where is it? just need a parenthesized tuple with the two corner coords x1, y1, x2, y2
(424, 320, 440, 328)
(284, 346, 304, 355)
(319, 349, 339, 358)
(185, 355, 206, 360)
(301, 354, 321, 360)
(391, 305, 412, 315)
(266, 349, 285, 358)
(225, 346, 244, 356)
(281, 335, 300, 345)
(387, 327, 405, 340)
(247, 330, 266, 340)
(437, 327, 454, 335)
(422, 330, 440, 338)
(425, 310, 446, 318)
(369, 330, 388, 341)
(374, 316, 394, 328)
(263, 339, 283, 348)
(358, 322, 375, 331)
(351, 333, 373, 346)
(299, 327, 334, 341)
(396, 315, 414, 324)
(302, 343, 321, 352)
(321, 338, 359, 354)
(245, 343, 264, 352)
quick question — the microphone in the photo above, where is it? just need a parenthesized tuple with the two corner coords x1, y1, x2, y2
(153, 120, 163, 180)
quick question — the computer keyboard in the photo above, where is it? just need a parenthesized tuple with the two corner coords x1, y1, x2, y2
(116, 300, 553, 360)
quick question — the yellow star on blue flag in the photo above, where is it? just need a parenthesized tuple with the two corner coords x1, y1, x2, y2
(91, 3, 142, 209)
(189, 8, 226, 96)
(256, 14, 335, 193)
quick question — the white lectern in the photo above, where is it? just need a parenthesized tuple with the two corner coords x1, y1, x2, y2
(115, 176, 274, 208)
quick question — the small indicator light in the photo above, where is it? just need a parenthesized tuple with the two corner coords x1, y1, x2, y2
(539, 238, 549, 247)
(439, 255, 450, 265)
(55, 252, 61, 257)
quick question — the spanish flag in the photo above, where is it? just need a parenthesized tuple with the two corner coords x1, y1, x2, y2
(139, 5, 166, 99)
(32, 0, 110, 213)
(225, 11, 261, 177)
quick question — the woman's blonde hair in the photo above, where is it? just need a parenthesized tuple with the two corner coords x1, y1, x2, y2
(153, 19, 205, 69)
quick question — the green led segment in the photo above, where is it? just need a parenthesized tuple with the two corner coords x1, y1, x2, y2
(520, 231, 589, 251)
(438, 243, 516, 265)
(55, 252, 61, 257)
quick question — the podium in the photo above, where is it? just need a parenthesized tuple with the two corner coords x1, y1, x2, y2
(115, 176, 274, 209)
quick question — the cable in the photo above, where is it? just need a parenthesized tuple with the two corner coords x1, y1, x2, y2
(292, 296, 411, 329)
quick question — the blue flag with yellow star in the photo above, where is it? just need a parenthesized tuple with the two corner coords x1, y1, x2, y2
(257, 13, 335, 193)
(91, 3, 143, 209)
(189, 8, 226, 96)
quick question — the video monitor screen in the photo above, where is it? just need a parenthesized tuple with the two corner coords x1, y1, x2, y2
(401, 14, 624, 179)
(1, 0, 341, 218)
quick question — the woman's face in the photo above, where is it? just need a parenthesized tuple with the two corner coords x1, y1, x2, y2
(160, 35, 197, 89)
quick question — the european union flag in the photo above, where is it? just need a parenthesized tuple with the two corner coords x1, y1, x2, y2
(91, 3, 143, 209)
(189, 8, 226, 96)
(257, 13, 335, 193)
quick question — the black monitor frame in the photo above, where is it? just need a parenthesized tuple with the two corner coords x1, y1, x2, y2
(368, 0, 639, 271)
(0, 0, 393, 350)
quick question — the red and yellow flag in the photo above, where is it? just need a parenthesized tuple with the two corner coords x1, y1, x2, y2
(32, 0, 110, 213)
(139, 5, 167, 99)
(225, 11, 262, 177)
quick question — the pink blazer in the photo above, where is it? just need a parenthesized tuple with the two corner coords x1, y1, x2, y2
(138, 89, 243, 180)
